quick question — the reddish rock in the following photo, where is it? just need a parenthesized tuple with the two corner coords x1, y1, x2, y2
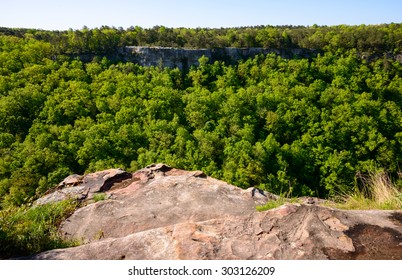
(35, 168, 131, 205)
(59, 164, 272, 242)
(27, 164, 402, 260)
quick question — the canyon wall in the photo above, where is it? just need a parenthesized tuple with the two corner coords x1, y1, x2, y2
(118, 46, 319, 69)
(72, 46, 402, 69)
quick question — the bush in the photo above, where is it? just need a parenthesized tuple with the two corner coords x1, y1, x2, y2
(0, 199, 79, 259)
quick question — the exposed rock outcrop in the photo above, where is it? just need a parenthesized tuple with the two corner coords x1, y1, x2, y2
(27, 164, 402, 260)
(72, 46, 402, 70)
(120, 46, 319, 70)
(35, 168, 131, 205)
(59, 163, 274, 242)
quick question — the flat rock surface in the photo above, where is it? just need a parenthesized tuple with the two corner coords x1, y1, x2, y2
(60, 164, 273, 242)
(27, 164, 402, 260)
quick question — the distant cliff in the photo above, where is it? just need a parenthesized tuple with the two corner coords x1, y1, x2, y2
(117, 46, 319, 69)
(69, 46, 402, 70)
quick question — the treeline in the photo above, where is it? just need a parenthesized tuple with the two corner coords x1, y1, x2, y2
(1, 29, 401, 207)
(1, 23, 402, 55)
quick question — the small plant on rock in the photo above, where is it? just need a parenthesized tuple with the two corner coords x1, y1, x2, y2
(93, 193, 107, 202)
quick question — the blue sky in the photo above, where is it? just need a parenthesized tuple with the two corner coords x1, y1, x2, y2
(1, 0, 402, 30)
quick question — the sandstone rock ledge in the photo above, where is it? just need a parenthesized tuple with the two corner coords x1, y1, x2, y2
(27, 164, 402, 260)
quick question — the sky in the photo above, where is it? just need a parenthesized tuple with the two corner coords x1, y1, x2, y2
(1, 0, 402, 30)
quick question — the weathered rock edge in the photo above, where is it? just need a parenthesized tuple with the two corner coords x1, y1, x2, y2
(26, 164, 402, 260)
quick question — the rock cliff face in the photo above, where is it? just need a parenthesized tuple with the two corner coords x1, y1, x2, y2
(73, 46, 402, 69)
(119, 46, 318, 70)
(26, 164, 402, 260)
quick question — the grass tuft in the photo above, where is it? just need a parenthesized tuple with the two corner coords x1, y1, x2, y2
(335, 171, 402, 210)
(256, 196, 301, 211)
(0, 199, 80, 259)
(92, 193, 107, 202)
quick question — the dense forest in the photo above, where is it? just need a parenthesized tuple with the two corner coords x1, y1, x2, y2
(0, 24, 402, 209)
(2, 23, 402, 54)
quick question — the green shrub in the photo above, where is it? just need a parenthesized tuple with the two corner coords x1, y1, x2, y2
(0, 199, 80, 259)
(92, 193, 107, 202)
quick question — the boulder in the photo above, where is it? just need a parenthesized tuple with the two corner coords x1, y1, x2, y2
(57, 174, 84, 188)
(35, 168, 131, 205)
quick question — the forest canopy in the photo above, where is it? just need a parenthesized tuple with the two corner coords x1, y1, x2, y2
(2, 23, 402, 54)
(0, 24, 402, 208)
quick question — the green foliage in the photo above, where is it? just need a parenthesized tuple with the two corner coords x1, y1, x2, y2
(0, 200, 80, 259)
(92, 193, 107, 202)
(2, 24, 402, 54)
(1, 23, 402, 259)
(0, 26, 402, 210)
(255, 197, 301, 211)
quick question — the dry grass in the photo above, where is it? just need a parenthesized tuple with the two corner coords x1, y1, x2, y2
(335, 171, 402, 210)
